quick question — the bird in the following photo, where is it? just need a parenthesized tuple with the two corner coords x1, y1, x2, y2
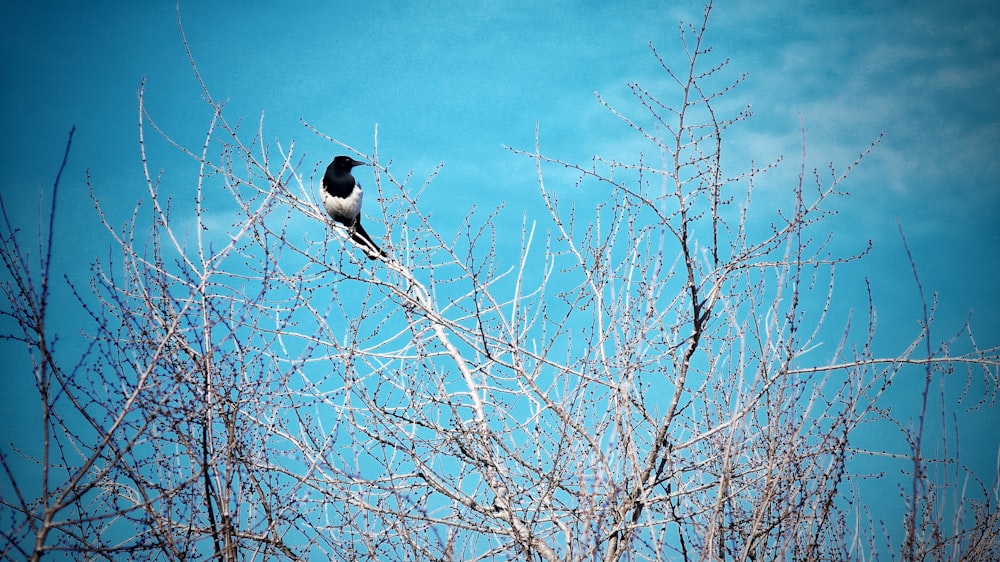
(321, 155, 385, 260)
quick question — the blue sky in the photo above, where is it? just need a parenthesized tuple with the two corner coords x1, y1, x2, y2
(2, 0, 998, 305)
(2, 0, 998, 550)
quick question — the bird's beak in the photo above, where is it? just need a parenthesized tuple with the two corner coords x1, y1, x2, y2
(353, 160, 368, 167)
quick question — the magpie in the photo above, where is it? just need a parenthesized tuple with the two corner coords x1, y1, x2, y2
(321, 155, 385, 260)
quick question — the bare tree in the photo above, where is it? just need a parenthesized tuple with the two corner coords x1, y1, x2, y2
(2, 2, 998, 560)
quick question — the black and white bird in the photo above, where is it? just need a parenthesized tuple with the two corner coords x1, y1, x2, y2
(321, 155, 385, 260)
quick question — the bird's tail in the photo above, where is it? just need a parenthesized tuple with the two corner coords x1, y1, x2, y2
(351, 223, 386, 261)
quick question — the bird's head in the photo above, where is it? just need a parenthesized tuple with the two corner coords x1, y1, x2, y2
(331, 155, 368, 172)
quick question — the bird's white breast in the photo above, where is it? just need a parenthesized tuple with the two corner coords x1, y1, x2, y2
(322, 182, 364, 220)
